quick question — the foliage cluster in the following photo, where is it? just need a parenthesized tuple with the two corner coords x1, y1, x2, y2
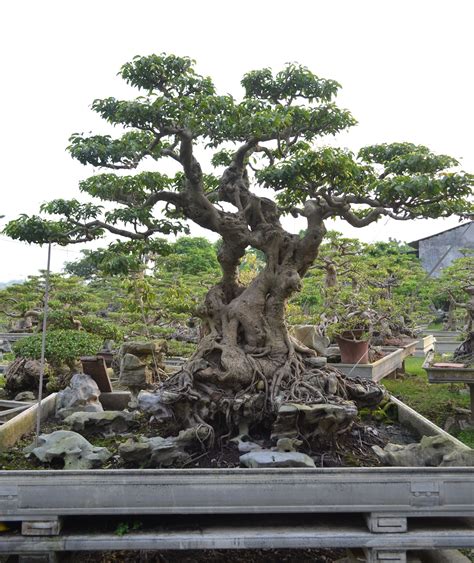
(13, 330, 103, 367)
(2, 232, 472, 360)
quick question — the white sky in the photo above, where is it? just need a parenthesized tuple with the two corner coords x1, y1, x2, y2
(1, 0, 473, 281)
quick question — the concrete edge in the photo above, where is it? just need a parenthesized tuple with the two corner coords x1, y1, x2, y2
(338, 348, 403, 370)
(0, 393, 57, 451)
(390, 395, 470, 451)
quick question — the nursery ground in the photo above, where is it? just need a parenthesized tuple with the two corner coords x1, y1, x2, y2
(383, 357, 474, 447)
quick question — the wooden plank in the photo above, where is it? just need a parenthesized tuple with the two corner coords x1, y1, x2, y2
(80, 356, 113, 392)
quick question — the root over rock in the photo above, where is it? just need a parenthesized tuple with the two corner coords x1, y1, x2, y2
(139, 344, 385, 448)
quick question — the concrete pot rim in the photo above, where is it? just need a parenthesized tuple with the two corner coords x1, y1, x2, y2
(0, 392, 470, 473)
(335, 346, 403, 369)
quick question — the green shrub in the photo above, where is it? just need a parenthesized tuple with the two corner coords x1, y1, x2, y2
(80, 316, 124, 341)
(166, 339, 196, 357)
(13, 330, 103, 367)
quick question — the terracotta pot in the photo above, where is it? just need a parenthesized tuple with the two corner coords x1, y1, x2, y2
(336, 330, 369, 364)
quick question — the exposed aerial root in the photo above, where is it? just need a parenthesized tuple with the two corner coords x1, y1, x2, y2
(146, 342, 385, 447)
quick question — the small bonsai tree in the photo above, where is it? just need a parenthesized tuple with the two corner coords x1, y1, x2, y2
(435, 251, 474, 360)
(5, 55, 473, 444)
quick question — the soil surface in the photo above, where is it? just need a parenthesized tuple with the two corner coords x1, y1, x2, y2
(0, 403, 418, 471)
(59, 549, 347, 562)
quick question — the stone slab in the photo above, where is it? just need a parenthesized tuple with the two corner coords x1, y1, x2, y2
(1, 518, 474, 553)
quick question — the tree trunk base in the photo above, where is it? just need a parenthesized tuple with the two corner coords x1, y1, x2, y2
(143, 342, 385, 449)
(454, 331, 474, 362)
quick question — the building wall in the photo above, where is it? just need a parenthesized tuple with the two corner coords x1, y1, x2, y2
(418, 222, 474, 277)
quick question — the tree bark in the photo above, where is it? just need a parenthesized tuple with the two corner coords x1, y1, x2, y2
(151, 219, 385, 445)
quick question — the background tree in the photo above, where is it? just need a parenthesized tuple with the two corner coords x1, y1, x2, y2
(434, 250, 474, 332)
(5, 54, 473, 444)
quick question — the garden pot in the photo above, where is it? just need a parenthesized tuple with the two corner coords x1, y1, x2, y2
(336, 330, 369, 364)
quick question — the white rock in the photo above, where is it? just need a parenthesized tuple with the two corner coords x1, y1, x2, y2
(27, 430, 111, 469)
(240, 450, 316, 468)
(56, 373, 103, 418)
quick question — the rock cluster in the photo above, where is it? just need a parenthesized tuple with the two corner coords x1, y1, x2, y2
(64, 410, 138, 437)
(119, 427, 208, 467)
(271, 401, 357, 443)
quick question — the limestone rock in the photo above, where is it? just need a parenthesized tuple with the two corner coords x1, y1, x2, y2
(137, 390, 176, 418)
(119, 426, 209, 468)
(292, 325, 330, 356)
(26, 430, 111, 469)
(115, 340, 167, 393)
(240, 450, 316, 468)
(276, 437, 303, 452)
(119, 435, 190, 467)
(271, 401, 357, 442)
(118, 437, 152, 465)
(56, 373, 103, 419)
(231, 435, 262, 454)
(373, 435, 474, 467)
(14, 391, 35, 401)
(5, 358, 51, 395)
(64, 410, 138, 437)
(119, 353, 153, 389)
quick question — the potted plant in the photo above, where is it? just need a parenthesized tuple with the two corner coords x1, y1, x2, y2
(327, 311, 372, 364)
(321, 284, 394, 364)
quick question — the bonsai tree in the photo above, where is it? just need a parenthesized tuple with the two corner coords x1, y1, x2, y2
(65, 237, 220, 343)
(435, 251, 474, 360)
(309, 231, 362, 291)
(5, 54, 473, 444)
(434, 250, 474, 332)
(295, 235, 432, 346)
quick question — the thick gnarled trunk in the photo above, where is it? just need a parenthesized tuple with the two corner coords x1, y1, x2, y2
(152, 230, 385, 446)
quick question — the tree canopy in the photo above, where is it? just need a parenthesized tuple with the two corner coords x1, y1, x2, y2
(4, 54, 473, 255)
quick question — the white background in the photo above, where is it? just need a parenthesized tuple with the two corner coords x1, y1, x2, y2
(0, 0, 472, 280)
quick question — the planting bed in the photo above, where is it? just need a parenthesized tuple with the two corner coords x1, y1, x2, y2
(1, 385, 472, 562)
(414, 334, 436, 357)
(423, 330, 463, 355)
(0, 392, 421, 471)
(329, 347, 404, 382)
(423, 352, 474, 424)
